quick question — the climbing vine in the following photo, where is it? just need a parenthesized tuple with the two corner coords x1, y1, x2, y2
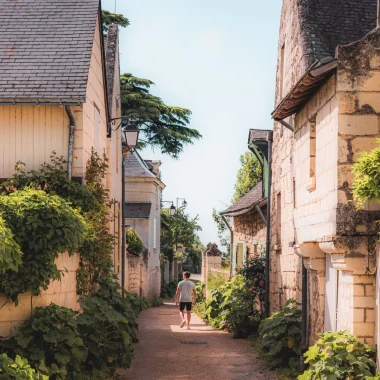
(126, 229, 144, 256)
(0, 189, 86, 303)
(0, 216, 22, 274)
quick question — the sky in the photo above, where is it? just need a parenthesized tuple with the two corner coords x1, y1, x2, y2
(102, 0, 282, 249)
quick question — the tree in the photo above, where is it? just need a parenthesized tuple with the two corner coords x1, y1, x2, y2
(102, 10, 202, 158)
(160, 208, 202, 262)
(101, 10, 129, 32)
(183, 237, 204, 273)
(232, 151, 262, 203)
(212, 208, 230, 258)
(120, 73, 201, 159)
(352, 142, 380, 205)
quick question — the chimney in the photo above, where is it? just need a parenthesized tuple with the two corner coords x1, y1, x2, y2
(150, 161, 162, 176)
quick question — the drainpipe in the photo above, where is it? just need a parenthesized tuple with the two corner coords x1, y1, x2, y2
(221, 215, 233, 279)
(65, 106, 76, 180)
(121, 155, 126, 294)
(264, 132, 273, 318)
(301, 258, 309, 369)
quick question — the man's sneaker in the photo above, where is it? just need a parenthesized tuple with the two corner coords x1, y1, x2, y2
(187, 325, 191, 330)
(180, 320, 186, 328)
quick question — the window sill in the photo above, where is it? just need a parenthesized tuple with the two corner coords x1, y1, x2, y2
(306, 176, 316, 193)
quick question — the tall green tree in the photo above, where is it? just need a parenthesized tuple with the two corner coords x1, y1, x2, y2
(212, 208, 230, 258)
(161, 208, 202, 262)
(232, 151, 262, 203)
(120, 73, 201, 159)
(102, 10, 201, 158)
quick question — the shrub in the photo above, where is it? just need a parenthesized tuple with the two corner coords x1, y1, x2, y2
(1, 304, 87, 379)
(259, 298, 302, 369)
(126, 229, 144, 256)
(77, 296, 134, 379)
(205, 275, 262, 338)
(150, 297, 164, 307)
(298, 331, 377, 380)
(0, 353, 47, 379)
(0, 189, 87, 302)
(0, 216, 22, 274)
(160, 280, 178, 298)
(195, 282, 205, 303)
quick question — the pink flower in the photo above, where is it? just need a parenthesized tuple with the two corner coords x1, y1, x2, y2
(259, 281, 264, 287)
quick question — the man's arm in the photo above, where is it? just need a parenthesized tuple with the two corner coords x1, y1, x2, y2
(175, 288, 181, 305)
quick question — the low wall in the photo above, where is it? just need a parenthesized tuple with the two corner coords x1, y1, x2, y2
(127, 253, 148, 298)
(0, 252, 80, 338)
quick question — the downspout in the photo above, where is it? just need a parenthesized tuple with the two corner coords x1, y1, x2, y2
(65, 106, 76, 180)
(221, 215, 233, 279)
(264, 132, 273, 318)
(301, 258, 309, 369)
(121, 155, 126, 293)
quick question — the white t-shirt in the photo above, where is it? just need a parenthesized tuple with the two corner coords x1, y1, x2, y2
(178, 280, 195, 302)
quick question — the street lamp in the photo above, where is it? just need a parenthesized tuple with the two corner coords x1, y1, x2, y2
(177, 197, 187, 210)
(162, 201, 176, 216)
(121, 122, 140, 293)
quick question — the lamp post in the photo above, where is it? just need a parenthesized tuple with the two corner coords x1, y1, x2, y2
(121, 123, 140, 292)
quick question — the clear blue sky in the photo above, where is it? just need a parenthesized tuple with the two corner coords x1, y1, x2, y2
(102, 0, 282, 248)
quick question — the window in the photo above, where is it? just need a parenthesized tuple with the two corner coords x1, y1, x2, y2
(307, 119, 316, 192)
(94, 105, 100, 152)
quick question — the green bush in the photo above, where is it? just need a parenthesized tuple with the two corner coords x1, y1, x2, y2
(126, 229, 144, 256)
(160, 280, 178, 298)
(0, 216, 22, 274)
(0, 189, 87, 302)
(150, 297, 164, 307)
(298, 331, 377, 380)
(259, 298, 302, 369)
(1, 304, 87, 379)
(0, 353, 47, 379)
(204, 275, 262, 338)
(195, 282, 205, 303)
(207, 272, 226, 292)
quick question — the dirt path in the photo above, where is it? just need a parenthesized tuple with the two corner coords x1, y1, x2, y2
(119, 302, 279, 380)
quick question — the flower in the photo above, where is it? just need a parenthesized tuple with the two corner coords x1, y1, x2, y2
(9, 185, 15, 191)
(259, 281, 264, 287)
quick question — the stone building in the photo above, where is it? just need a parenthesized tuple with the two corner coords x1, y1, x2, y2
(125, 152, 165, 299)
(221, 181, 267, 274)
(270, 0, 380, 347)
(0, 0, 123, 335)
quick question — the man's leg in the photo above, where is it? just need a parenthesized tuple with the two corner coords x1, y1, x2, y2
(186, 310, 191, 326)
(179, 303, 186, 328)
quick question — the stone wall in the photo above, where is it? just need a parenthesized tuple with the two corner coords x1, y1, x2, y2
(0, 253, 80, 338)
(232, 208, 266, 259)
(127, 253, 149, 297)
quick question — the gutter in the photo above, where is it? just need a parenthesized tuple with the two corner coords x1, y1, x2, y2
(65, 106, 76, 180)
(221, 215, 233, 279)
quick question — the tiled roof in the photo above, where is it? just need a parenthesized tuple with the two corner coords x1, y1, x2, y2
(220, 182, 265, 217)
(0, 0, 99, 103)
(248, 129, 272, 143)
(125, 152, 156, 178)
(125, 202, 152, 219)
(299, 0, 377, 61)
(105, 25, 118, 113)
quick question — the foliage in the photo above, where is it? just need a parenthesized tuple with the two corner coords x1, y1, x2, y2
(1, 304, 87, 379)
(212, 208, 231, 256)
(160, 208, 202, 262)
(352, 141, 380, 205)
(298, 331, 377, 380)
(259, 299, 302, 369)
(101, 10, 130, 32)
(149, 297, 164, 307)
(76, 296, 134, 379)
(160, 280, 178, 298)
(183, 238, 203, 273)
(126, 229, 144, 256)
(0, 216, 22, 274)
(0, 189, 86, 302)
(120, 73, 201, 158)
(232, 151, 262, 203)
(77, 150, 114, 299)
(0, 154, 98, 212)
(0, 354, 47, 380)
(195, 282, 205, 303)
(238, 256, 265, 311)
(207, 273, 227, 292)
(204, 275, 262, 338)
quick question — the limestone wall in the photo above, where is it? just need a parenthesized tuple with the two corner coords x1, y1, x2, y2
(127, 253, 148, 297)
(0, 252, 80, 338)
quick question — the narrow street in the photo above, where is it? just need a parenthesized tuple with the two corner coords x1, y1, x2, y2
(120, 302, 279, 380)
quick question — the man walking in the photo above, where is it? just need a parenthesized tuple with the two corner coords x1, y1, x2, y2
(175, 271, 196, 330)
